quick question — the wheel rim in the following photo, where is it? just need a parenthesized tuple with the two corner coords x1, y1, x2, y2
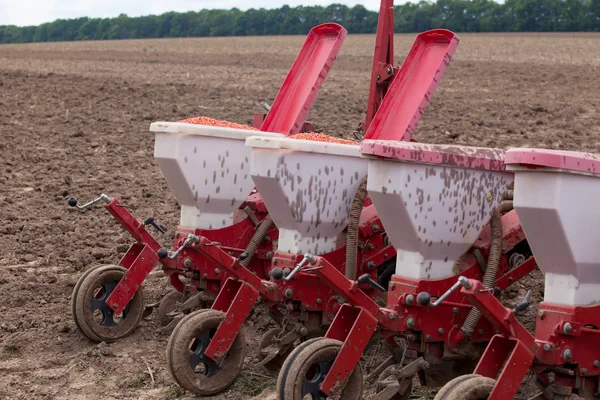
(302, 359, 333, 399)
(188, 328, 220, 377)
(91, 281, 131, 327)
(74, 266, 144, 342)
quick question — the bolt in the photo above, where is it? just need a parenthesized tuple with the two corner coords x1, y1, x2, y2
(406, 294, 414, 305)
(283, 267, 291, 277)
(267, 252, 273, 260)
(563, 349, 572, 361)
(582, 368, 588, 375)
(371, 224, 380, 233)
(284, 288, 293, 299)
(453, 307, 459, 314)
(594, 360, 599, 368)
(426, 334, 432, 341)
(214, 268, 220, 275)
(317, 298, 322, 305)
(299, 326, 308, 336)
(438, 328, 444, 335)
(539, 310, 545, 318)
(256, 296, 263, 303)
(386, 66, 393, 74)
(113, 303, 118, 308)
(202, 273, 208, 279)
(563, 322, 573, 334)
(478, 329, 484, 335)
(389, 313, 396, 320)
(543, 344, 552, 352)
(367, 261, 376, 270)
(405, 317, 415, 329)
(183, 258, 192, 267)
(306, 305, 311, 310)
(376, 74, 381, 80)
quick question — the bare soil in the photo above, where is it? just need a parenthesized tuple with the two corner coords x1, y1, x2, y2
(0, 32, 599, 399)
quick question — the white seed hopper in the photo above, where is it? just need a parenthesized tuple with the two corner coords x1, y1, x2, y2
(246, 136, 365, 255)
(506, 148, 600, 306)
(151, 122, 283, 229)
(361, 140, 513, 280)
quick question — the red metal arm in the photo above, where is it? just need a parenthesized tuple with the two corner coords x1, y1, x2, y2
(365, 0, 395, 131)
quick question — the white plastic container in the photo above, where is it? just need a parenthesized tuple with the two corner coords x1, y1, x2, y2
(246, 136, 365, 255)
(361, 140, 513, 280)
(151, 122, 283, 230)
(506, 148, 600, 306)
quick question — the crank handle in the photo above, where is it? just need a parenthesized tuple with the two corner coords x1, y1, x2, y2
(284, 253, 317, 281)
(67, 194, 111, 210)
(158, 234, 200, 260)
(416, 276, 472, 307)
(513, 290, 532, 313)
(357, 274, 386, 292)
(144, 217, 167, 234)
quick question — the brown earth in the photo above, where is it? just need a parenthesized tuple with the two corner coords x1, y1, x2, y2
(0, 32, 599, 400)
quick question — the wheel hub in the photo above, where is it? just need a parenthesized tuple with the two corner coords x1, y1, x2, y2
(91, 281, 131, 327)
(302, 359, 333, 399)
(189, 329, 220, 377)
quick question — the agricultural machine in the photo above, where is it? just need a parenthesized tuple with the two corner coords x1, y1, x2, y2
(432, 148, 600, 400)
(66, 0, 543, 399)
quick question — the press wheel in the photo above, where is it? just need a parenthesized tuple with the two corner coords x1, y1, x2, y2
(72, 265, 145, 342)
(277, 337, 363, 400)
(165, 309, 246, 396)
(434, 374, 495, 400)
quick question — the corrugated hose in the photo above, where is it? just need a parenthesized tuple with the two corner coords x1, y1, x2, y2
(460, 189, 514, 336)
(345, 177, 369, 280)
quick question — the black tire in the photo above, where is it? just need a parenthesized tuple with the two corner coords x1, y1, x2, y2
(165, 309, 246, 396)
(434, 374, 495, 400)
(276, 337, 363, 399)
(73, 265, 145, 342)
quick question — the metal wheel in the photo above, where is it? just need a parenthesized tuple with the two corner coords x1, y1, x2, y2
(374, 365, 413, 400)
(165, 309, 246, 396)
(434, 374, 495, 400)
(277, 337, 363, 400)
(258, 327, 293, 370)
(73, 265, 145, 342)
(157, 290, 192, 327)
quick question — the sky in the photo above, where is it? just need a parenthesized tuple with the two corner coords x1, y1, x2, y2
(0, 0, 385, 27)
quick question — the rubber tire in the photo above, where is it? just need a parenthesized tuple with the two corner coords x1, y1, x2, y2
(73, 265, 145, 343)
(277, 337, 363, 400)
(165, 309, 246, 396)
(434, 374, 495, 400)
(157, 290, 192, 327)
(71, 264, 104, 342)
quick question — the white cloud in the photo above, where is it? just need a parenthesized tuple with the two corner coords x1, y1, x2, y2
(0, 0, 386, 27)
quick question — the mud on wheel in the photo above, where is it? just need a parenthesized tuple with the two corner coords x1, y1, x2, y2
(165, 309, 246, 396)
(433, 374, 495, 400)
(72, 264, 145, 342)
(277, 337, 363, 400)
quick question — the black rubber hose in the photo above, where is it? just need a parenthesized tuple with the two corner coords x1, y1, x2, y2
(345, 177, 369, 280)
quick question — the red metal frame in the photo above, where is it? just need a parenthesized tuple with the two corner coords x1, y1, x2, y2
(305, 212, 536, 395)
(459, 278, 600, 399)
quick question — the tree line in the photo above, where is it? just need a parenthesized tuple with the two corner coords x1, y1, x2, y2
(1, 1, 599, 44)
